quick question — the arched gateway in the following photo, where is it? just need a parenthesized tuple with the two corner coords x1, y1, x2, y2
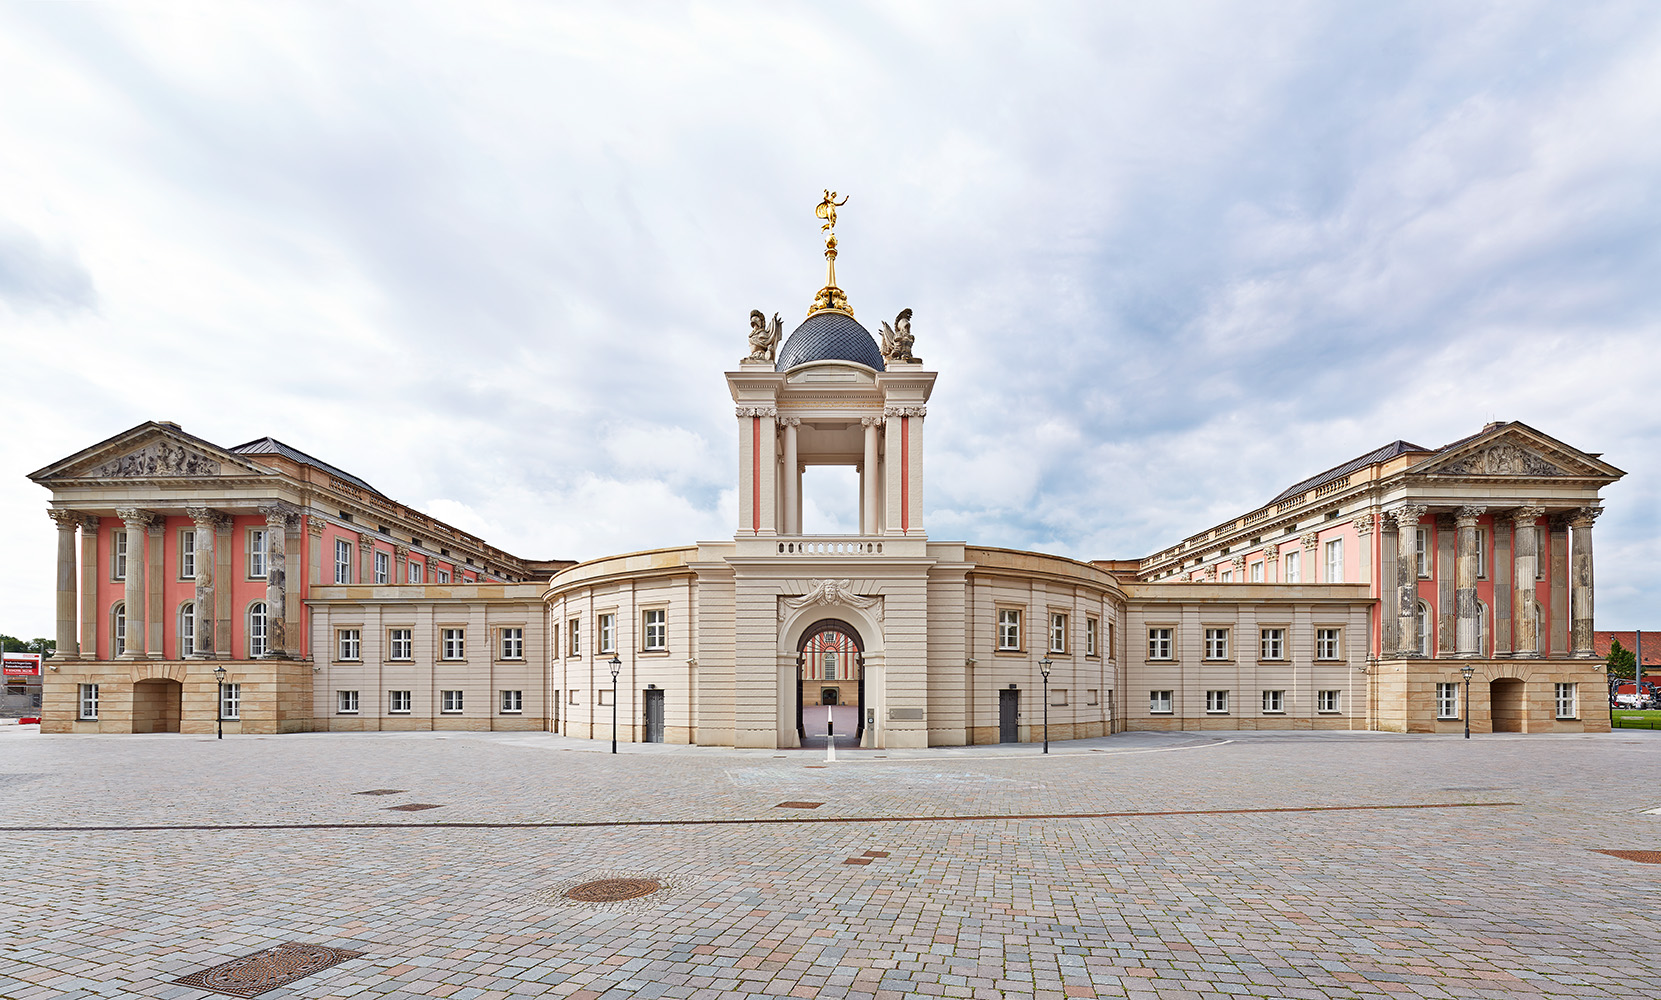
(795, 618, 865, 744)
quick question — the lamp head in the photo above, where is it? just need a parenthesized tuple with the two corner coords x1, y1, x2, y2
(1038, 656, 1053, 679)
(1460, 665, 1475, 681)
(212, 665, 227, 684)
(609, 654, 622, 680)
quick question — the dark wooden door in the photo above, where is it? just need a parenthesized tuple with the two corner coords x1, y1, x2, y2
(644, 689, 665, 743)
(999, 690, 1019, 743)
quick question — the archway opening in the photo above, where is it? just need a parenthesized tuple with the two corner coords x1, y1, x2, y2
(133, 678, 182, 734)
(796, 618, 864, 747)
(1491, 678, 1525, 733)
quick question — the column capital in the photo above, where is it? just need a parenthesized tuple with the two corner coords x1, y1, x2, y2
(860, 415, 885, 427)
(185, 506, 232, 531)
(1300, 531, 1319, 551)
(357, 532, 378, 551)
(776, 415, 801, 428)
(1230, 555, 1246, 571)
(1352, 512, 1375, 536)
(1454, 505, 1487, 526)
(114, 506, 152, 528)
(47, 509, 81, 528)
(79, 514, 100, 533)
(1390, 504, 1429, 528)
(1260, 547, 1278, 561)
(305, 515, 327, 537)
(145, 518, 166, 537)
(1510, 504, 1546, 525)
(1570, 506, 1603, 527)
(394, 544, 411, 561)
(735, 405, 777, 418)
(883, 405, 926, 418)
(258, 502, 299, 528)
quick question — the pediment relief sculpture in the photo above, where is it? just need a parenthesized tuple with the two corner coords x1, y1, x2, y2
(1437, 442, 1564, 477)
(91, 442, 221, 478)
(779, 579, 884, 623)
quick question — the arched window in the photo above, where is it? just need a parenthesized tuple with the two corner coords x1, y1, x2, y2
(179, 601, 195, 658)
(248, 602, 268, 658)
(1416, 601, 1431, 657)
(1534, 604, 1544, 653)
(112, 602, 126, 656)
(1475, 601, 1489, 657)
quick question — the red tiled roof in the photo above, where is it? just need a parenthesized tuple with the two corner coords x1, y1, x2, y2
(1593, 631, 1661, 666)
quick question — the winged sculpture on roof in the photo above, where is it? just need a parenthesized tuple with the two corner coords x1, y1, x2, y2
(879, 308, 918, 364)
(746, 309, 784, 363)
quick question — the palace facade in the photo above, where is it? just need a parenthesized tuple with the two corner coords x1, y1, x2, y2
(28, 218, 1624, 743)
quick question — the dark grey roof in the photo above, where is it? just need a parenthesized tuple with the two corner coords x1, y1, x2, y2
(1269, 440, 1429, 504)
(775, 312, 886, 372)
(230, 437, 382, 496)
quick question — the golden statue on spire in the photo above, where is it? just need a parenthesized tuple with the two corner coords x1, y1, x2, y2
(809, 190, 853, 317)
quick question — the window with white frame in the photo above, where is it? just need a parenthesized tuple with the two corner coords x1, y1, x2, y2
(997, 609, 1021, 650)
(338, 628, 361, 661)
(501, 689, 523, 713)
(1476, 601, 1489, 655)
(1535, 526, 1545, 580)
(248, 602, 268, 657)
(113, 532, 127, 580)
(1533, 604, 1544, 652)
(1049, 613, 1067, 653)
(598, 613, 616, 653)
(1316, 627, 1342, 660)
(1262, 689, 1284, 713)
(408, 560, 423, 584)
(1284, 550, 1300, 583)
(1475, 528, 1487, 579)
(1150, 690, 1173, 714)
(1204, 628, 1229, 660)
(389, 628, 412, 660)
(374, 550, 389, 584)
(568, 619, 581, 656)
(1205, 690, 1229, 714)
(112, 602, 126, 656)
(250, 529, 267, 578)
(441, 690, 464, 713)
(1085, 618, 1098, 656)
(1220, 569, 1232, 583)
(1148, 628, 1173, 660)
(441, 628, 464, 660)
(1415, 526, 1429, 578)
(1325, 538, 1343, 583)
(333, 538, 350, 583)
(1317, 690, 1340, 713)
(389, 690, 412, 714)
(1261, 628, 1285, 660)
(179, 602, 195, 658)
(79, 683, 99, 720)
(1437, 682, 1458, 719)
(337, 690, 359, 714)
(500, 627, 524, 660)
(1415, 602, 1431, 656)
(221, 683, 241, 720)
(180, 529, 195, 579)
(1250, 560, 1263, 582)
(644, 609, 667, 651)
(824, 652, 837, 680)
(1555, 682, 1577, 719)
(436, 569, 449, 584)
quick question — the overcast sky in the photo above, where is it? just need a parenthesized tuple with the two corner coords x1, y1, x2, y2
(3, 2, 1658, 640)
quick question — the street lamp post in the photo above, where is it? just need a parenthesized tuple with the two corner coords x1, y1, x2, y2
(212, 664, 227, 740)
(609, 654, 622, 754)
(1038, 656, 1053, 754)
(1460, 664, 1475, 740)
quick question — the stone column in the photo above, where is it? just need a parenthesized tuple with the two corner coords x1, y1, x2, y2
(115, 507, 150, 659)
(357, 533, 376, 585)
(260, 504, 295, 658)
(861, 416, 883, 534)
(1454, 506, 1486, 657)
(79, 516, 99, 659)
(185, 507, 223, 658)
(1392, 505, 1428, 656)
(48, 510, 81, 660)
(1511, 505, 1545, 658)
(779, 416, 800, 535)
(1570, 506, 1600, 657)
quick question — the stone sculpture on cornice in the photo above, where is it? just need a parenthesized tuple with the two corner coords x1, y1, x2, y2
(779, 579, 884, 623)
(745, 310, 783, 363)
(879, 308, 919, 364)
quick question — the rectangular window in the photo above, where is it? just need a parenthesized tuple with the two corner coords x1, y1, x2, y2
(113, 533, 127, 580)
(997, 609, 1021, 650)
(1262, 689, 1284, 713)
(1260, 628, 1285, 660)
(1049, 613, 1067, 653)
(1317, 689, 1341, 713)
(644, 609, 667, 651)
(1415, 526, 1429, 578)
(337, 629, 361, 661)
(334, 538, 351, 584)
(408, 560, 423, 584)
(500, 627, 524, 660)
(1205, 690, 1229, 714)
(1475, 529, 1487, 579)
(1535, 526, 1545, 580)
(180, 529, 196, 579)
(389, 690, 412, 714)
(598, 613, 616, 653)
(1555, 682, 1577, 720)
(250, 529, 267, 578)
(436, 569, 450, 584)
(1437, 682, 1458, 719)
(221, 683, 241, 720)
(1148, 628, 1173, 660)
(824, 652, 837, 680)
(1085, 618, 1098, 656)
(1250, 560, 1263, 582)
(1220, 569, 1233, 583)
(1204, 628, 1229, 660)
(389, 628, 412, 660)
(78, 683, 99, 720)
(441, 689, 464, 713)
(337, 690, 360, 714)
(568, 619, 581, 656)
(1284, 550, 1300, 583)
(1150, 690, 1173, 714)
(1325, 538, 1343, 583)
(1316, 628, 1342, 661)
(501, 689, 524, 713)
(441, 628, 465, 660)
(374, 550, 389, 584)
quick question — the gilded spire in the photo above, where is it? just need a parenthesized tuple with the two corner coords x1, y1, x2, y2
(809, 189, 853, 318)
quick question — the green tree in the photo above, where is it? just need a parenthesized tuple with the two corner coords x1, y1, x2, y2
(0, 635, 55, 656)
(1606, 639, 1637, 680)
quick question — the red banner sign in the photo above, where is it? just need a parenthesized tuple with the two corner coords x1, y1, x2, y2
(2, 653, 42, 677)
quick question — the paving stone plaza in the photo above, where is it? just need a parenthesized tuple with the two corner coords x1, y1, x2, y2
(3, 729, 1659, 999)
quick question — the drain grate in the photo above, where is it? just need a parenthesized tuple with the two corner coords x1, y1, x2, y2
(354, 789, 405, 796)
(385, 803, 443, 812)
(776, 801, 823, 809)
(1592, 849, 1661, 864)
(565, 877, 662, 902)
(173, 941, 363, 998)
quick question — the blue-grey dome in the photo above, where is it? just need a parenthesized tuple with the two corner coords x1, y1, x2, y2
(775, 312, 886, 372)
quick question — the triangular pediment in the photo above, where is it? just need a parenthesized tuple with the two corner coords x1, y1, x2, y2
(28, 422, 277, 483)
(1410, 422, 1625, 482)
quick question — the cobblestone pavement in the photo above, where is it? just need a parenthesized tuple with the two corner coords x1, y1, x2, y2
(2, 728, 1658, 999)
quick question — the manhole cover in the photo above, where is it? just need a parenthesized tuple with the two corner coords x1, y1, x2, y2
(565, 877, 662, 902)
(1592, 849, 1661, 864)
(173, 942, 363, 998)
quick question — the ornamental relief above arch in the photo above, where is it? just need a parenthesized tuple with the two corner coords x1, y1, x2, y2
(777, 580, 884, 624)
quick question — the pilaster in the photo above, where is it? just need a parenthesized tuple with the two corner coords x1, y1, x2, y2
(79, 516, 99, 660)
(1569, 506, 1600, 657)
(146, 517, 165, 658)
